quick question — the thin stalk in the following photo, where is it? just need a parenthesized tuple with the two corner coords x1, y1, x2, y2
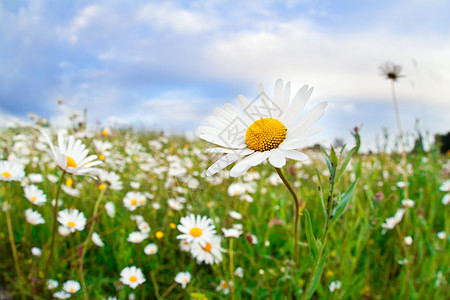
(391, 81, 409, 200)
(4, 184, 24, 282)
(78, 187, 107, 299)
(150, 271, 161, 300)
(229, 238, 235, 300)
(160, 282, 177, 299)
(43, 171, 66, 281)
(275, 167, 300, 258)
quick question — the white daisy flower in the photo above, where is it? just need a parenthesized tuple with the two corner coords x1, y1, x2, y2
(329, 280, 342, 292)
(63, 280, 81, 294)
(437, 231, 447, 240)
(234, 267, 244, 278)
(177, 214, 216, 247)
(0, 160, 25, 181)
(379, 61, 403, 81)
(404, 236, 413, 246)
(168, 198, 184, 211)
(190, 235, 226, 265)
(198, 79, 327, 177)
(120, 266, 146, 289)
(442, 194, 450, 205)
(104, 201, 115, 217)
(25, 208, 45, 225)
(53, 291, 71, 299)
(216, 280, 232, 295)
(138, 222, 151, 234)
(28, 173, 43, 183)
(58, 225, 71, 237)
(41, 130, 102, 176)
(46, 279, 59, 290)
(179, 239, 192, 252)
(174, 272, 191, 289)
(127, 231, 148, 244)
(97, 170, 123, 191)
(31, 247, 42, 257)
(381, 209, 405, 231)
(144, 243, 158, 255)
(401, 199, 415, 208)
(439, 180, 450, 192)
(123, 191, 146, 211)
(92, 232, 105, 247)
(57, 209, 87, 232)
(24, 184, 47, 206)
(61, 184, 80, 197)
(229, 211, 242, 220)
(222, 228, 242, 238)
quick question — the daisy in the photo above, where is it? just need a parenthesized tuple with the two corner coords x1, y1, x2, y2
(120, 266, 146, 289)
(379, 61, 403, 81)
(216, 280, 232, 295)
(92, 232, 105, 247)
(0, 160, 25, 181)
(381, 209, 405, 231)
(222, 228, 242, 238)
(127, 231, 148, 244)
(404, 236, 413, 246)
(174, 272, 191, 289)
(329, 280, 342, 292)
(23, 184, 47, 206)
(31, 247, 42, 257)
(25, 208, 46, 225)
(123, 191, 145, 211)
(63, 280, 81, 294)
(144, 243, 158, 255)
(168, 198, 184, 211)
(437, 231, 447, 240)
(58, 225, 71, 237)
(28, 173, 43, 183)
(97, 170, 123, 190)
(229, 211, 242, 220)
(138, 222, 151, 234)
(57, 209, 87, 232)
(198, 79, 327, 177)
(179, 239, 191, 252)
(190, 235, 226, 265)
(53, 291, 71, 299)
(41, 130, 102, 176)
(47, 279, 59, 290)
(234, 267, 244, 278)
(177, 214, 216, 247)
(401, 199, 415, 208)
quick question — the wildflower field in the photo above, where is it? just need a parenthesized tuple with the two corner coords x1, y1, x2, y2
(0, 80, 449, 300)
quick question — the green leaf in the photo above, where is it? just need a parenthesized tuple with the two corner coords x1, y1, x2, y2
(304, 209, 319, 261)
(329, 146, 339, 169)
(332, 180, 358, 223)
(335, 146, 357, 183)
(315, 168, 327, 220)
(307, 247, 329, 299)
(320, 146, 332, 174)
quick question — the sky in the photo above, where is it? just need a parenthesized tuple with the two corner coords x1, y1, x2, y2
(1, 0, 449, 151)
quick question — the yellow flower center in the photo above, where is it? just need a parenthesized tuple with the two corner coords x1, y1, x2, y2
(102, 129, 108, 136)
(2, 172, 11, 178)
(98, 154, 105, 161)
(69, 288, 75, 293)
(31, 196, 37, 202)
(66, 177, 73, 187)
(190, 227, 202, 237)
(202, 242, 212, 252)
(245, 118, 286, 152)
(98, 183, 106, 190)
(183, 278, 188, 283)
(129, 276, 137, 283)
(170, 223, 176, 229)
(67, 221, 76, 227)
(66, 156, 77, 169)
(156, 231, 164, 239)
(131, 199, 137, 206)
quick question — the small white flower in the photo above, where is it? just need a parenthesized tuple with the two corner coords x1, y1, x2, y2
(174, 272, 191, 289)
(58, 225, 71, 237)
(144, 243, 158, 255)
(404, 236, 413, 246)
(437, 231, 446, 240)
(381, 209, 405, 230)
(222, 228, 242, 238)
(177, 214, 216, 247)
(92, 232, 105, 247)
(63, 280, 81, 294)
(53, 291, 71, 299)
(216, 280, 232, 295)
(401, 199, 415, 208)
(229, 211, 242, 220)
(329, 280, 342, 292)
(190, 235, 226, 265)
(234, 267, 244, 278)
(439, 180, 450, 192)
(25, 208, 46, 225)
(0, 160, 25, 182)
(138, 222, 151, 234)
(31, 247, 42, 257)
(47, 279, 59, 290)
(24, 185, 47, 206)
(105, 201, 115, 217)
(120, 266, 146, 289)
(127, 231, 148, 244)
(123, 191, 146, 211)
(398, 258, 408, 265)
(57, 209, 86, 232)
(442, 194, 450, 205)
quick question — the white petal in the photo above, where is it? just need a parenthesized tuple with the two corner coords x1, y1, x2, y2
(282, 85, 314, 128)
(287, 101, 327, 133)
(205, 151, 249, 176)
(199, 134, 246, 149)
(280, 149, 309, 161)
(268, 149, 286, 168)
(229, 151, 270, 177)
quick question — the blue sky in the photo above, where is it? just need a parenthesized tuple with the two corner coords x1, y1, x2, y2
(1, 0, 449, 151)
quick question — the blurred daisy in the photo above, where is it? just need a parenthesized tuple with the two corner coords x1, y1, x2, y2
(381, 209, 405, 231)
(28, 173, 43, 183)
(104, 201, 115, 217)
(190, 235, 225, 265)
(63, 280, 81, 294)
(401, 199, 415, 208)
(0, 160, 25, 181)
(329, 280, 342, 292)
(437, 231, 446, 240)
(198, 79, 327, 177)
(439, 180, 450, 192)
(98, 170, 123, 190)
(179, 240, 191, 252)
(53, 291, 71, 299)
(234, 267, 244, 278)
(138, 222, 151, 234)
(229, 211, 242, 220)
(168, 198, 184, 211)
(379, 61, 403, 81)
(92, 232, 105, 247)
(127, 231, 148, 244)
(47, 279, 59, 290)
(404, 236, 413, 246)
(177, 214, 216, 247)
(57, 209, 87, 232)
(24, 185, 47, 206)
(31, 247, 42, 257)
(216, 280, 232, 295)
(174, 272, 191, 289)
(120, 266, 146, 289)
(144, 243, 158, 255)
(58, 225, 71, 237)
(41, 130, 102, 176)
(123, 191, 145, 211)
(222, 228, 242, 238)
(25, 208, 45, 225)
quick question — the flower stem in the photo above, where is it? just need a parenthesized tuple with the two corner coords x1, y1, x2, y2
(160, 282, 177, 299)
(4, 184, 24, 282)
(275, 167, 300, 259)
(78, 186, 107, 299)
(43, 171, 66, 281)
(229, 238, 235, 300)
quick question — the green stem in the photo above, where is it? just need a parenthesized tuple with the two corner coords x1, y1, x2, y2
(150, 271, 161, 300)
(275, 167, 300, 259)
(43, 171, 66, 281)
(229, 238, 235, 300)
(4, 184, 24, 282)
(78, 187, 107, 299)
(160, 282, 177, 299)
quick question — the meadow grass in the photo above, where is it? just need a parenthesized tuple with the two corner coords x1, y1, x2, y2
(0, 126, 448, 299)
